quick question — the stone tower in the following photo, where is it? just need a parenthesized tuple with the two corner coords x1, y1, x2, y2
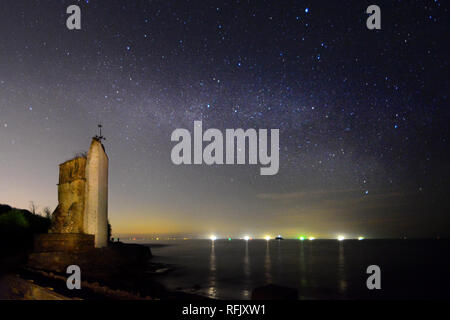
(83, 137, 109, 248)
(50, 137, 108, 248)
(50, 156, 87, 233)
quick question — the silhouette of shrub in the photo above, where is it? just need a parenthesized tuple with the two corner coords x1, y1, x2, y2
(0, 205, 51, 256)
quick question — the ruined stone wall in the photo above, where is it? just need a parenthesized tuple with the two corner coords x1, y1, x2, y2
(33, 233, 95, 252)
(49, 138, 109, 248)
(50, 157, 87, 233)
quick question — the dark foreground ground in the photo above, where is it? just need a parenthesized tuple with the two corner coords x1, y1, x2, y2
(0, 243, 207, 300)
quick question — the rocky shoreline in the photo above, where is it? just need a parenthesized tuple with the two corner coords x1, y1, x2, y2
(0, 242, 208, 300)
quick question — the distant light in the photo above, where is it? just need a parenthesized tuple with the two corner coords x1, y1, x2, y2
(358, 237, 365, 241)
(210, 235, 217, 241)
(305, 8, 309, 13)
(265, 235, 271, 241)
(308, 237, 315, 241)
(244, 235, 250, 241)
(337, 235, 345, 241)
(299, 236, 305, 241)
(228, 237, 232, 241)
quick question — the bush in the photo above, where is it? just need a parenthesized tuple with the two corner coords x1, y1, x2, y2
(0, 209, 30, 228)
(0, 205, 51, 256)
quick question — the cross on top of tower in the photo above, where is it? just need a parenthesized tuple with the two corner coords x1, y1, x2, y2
(94, 124, 106, 141)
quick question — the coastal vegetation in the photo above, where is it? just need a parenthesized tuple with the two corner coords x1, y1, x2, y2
(0, 204, 50, 257)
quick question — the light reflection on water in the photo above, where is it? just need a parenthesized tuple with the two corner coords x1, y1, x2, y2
(264, 241, 272, 284)
(338, 242, 348, 295)
(146, 239, 450, 300)
(242, 241, 251, 299)
(299, 241, 307, 289)
(208, 241, 217, 298)
(244, 241, 250, 278)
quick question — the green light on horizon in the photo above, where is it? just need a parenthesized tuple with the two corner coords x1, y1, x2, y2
(299, 236, 305, 241)
(228, 237, 232, 241)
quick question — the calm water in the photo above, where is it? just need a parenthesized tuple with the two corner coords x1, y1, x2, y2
(142, 239, 450, 300)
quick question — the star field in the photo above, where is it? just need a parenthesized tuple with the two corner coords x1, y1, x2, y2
(0, 0, 448, 238)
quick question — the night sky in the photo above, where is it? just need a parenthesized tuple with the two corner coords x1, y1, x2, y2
(0, 0, 448, 238)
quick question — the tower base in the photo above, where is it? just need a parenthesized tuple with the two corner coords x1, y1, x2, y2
(33, 233, 95, 252)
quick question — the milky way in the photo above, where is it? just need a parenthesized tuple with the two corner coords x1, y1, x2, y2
(0, 0, 448, 238)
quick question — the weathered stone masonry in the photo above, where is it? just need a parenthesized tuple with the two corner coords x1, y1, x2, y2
(49, 137, 108, 248)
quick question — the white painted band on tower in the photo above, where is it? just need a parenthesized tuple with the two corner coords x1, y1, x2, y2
(83, 138, 109, 248)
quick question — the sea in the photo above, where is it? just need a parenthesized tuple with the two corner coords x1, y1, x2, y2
(136, 239, 450, 300)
